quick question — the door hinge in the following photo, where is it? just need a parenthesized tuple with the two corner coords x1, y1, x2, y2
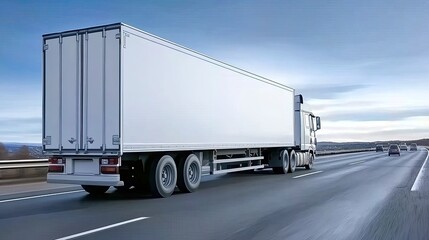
(123, 32, 129, 48)
(43, 44, 49, 51)
(43, 136, 51, 145)
(112, 135, 120, 145)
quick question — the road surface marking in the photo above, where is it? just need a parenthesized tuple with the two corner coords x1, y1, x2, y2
(55, 217, 149, 240)
(293, 171, 323, 179)
(0, 190, 84, 204)
(349, 160, 365, 165)
(411, 149, 429, 192)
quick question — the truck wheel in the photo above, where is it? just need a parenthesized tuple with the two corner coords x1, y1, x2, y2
(273, 150, 289, 174)
(81, 185, 109, 195)
(149, 155, 177, 198)
(305, 154, 314, 170)
(177, 154, 202, 193)
(288, 150, 297, 173)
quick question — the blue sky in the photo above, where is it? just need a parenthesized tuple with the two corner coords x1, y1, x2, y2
(0, 0, 428, 142)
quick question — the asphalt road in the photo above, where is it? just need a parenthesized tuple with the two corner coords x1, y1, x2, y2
(0, 148, 428, 240)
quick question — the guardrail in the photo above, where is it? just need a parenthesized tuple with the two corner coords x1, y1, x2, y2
(3, 147, 427, 168)
(1, 148, 375, 170)
(0, 159, 48, 169)
(0, 149, 374, 169)
(1, 147, 425, 181)
(316, 148, 374, 156)
(0, 159, 48, 182)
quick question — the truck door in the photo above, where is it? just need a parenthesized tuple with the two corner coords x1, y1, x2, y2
(309, 116, 316, 149)
(43, 28, 121, 154)
(83, 29, 120, 152)
(43, 35, 80, 152)
(302, 113, 316, 150)
(303, 113, 310, 149)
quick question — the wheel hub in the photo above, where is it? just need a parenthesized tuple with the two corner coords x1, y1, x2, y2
(187, 162, 199, 183)
(161, 165, 173, 187)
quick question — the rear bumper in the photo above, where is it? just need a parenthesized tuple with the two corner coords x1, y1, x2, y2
(47, 173, 124, 186)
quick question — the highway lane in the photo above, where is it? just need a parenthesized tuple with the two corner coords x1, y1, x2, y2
(0, 149, 428, 240)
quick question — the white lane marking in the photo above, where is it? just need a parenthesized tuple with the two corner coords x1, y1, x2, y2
(56, 217, 149, 240)
(411, 149, 429, 192)
(293, 171, 323, 179)
(0, 190, 84, 204)
(348, 160, 365, 165)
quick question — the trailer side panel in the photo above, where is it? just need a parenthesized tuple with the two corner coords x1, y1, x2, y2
(121, 26, 295, 152)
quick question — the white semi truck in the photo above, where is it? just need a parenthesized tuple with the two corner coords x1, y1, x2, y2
(43, 23, 321, 197)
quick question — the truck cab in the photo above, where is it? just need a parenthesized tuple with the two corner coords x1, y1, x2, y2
(294, 95, 321, 155)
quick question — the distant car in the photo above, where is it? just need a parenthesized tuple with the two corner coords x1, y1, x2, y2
(375, 145, 384, 152)
(410, 143, 418, 151)
(399, 144, 408, 151)
(388, 144, 400, 156)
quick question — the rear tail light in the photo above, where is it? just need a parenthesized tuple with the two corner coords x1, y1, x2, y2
(99, 157, 120, 174)
(100, 157, 119, 165)
(101, 166, 119, 174)
(48, 157, 64, 164)
(48, 165, 64, 173)
(48, 157, 65, 173)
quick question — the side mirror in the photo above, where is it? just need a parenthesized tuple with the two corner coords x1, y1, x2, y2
(316, 116, 321, 130)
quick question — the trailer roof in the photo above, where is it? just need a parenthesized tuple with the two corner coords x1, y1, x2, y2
(43, 22, 294, 92)
(42, 22, 123, 39)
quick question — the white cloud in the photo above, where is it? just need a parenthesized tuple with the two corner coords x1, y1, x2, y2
(0, 80, 41, 143)
(318, 116, 429, 142)
(210, 44, 429, 142)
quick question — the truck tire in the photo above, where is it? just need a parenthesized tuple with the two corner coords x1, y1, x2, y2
(288, 150, 297, 173)
(177, 154, 202, 193)
(273, 150, 289, 174)
(305, 154, 314, 170)
(81, 185, 109, 195)
(149, 155, 177, 198)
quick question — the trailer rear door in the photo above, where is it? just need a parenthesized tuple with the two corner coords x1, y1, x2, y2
(43, 27, 121, 154)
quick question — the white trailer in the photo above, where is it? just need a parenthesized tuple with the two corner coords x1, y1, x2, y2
(43, 23, 321, 197)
